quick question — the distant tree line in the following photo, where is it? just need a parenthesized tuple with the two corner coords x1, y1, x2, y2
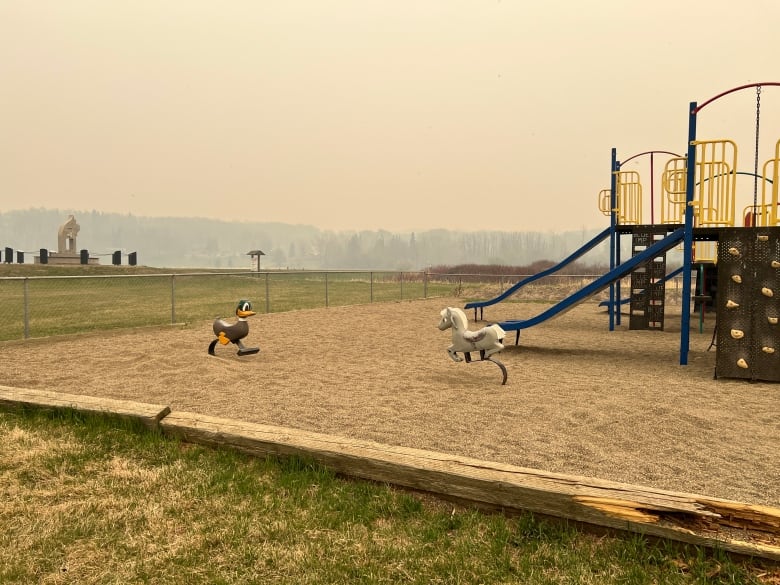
(429, 260, 610, 276)
(0, 208, 617, 271)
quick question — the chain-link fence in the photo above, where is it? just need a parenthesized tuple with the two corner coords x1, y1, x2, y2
(0, 270, 684, 341)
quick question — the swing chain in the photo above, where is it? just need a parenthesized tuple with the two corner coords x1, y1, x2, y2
(753, 86, 762, 212)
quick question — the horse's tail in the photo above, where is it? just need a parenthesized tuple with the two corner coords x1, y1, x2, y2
(490, 324, 506, 340)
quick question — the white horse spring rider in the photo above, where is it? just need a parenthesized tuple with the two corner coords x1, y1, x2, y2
(438, 307, 508, 384)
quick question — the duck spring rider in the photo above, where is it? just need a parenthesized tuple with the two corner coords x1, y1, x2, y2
(208, 300, 261, 356)
(437, 307, 508, 385)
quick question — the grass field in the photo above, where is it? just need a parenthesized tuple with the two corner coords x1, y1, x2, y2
(0, 265, 456, 341)
(1, 408, 776, 585)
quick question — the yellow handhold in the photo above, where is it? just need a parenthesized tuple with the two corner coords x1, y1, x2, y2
(730, 329, 744, 339)
(728, 247, 741, 256)
(726, 300, 739, 308)
(772, 261, 780, 269)
(762, 287, 774, 298)
(769, 317, 779, 325)
(758, 235, 769, 241)
(737, 358, 749, 369)
(731, 275, 742, 283)
(762, 347, 775, 354)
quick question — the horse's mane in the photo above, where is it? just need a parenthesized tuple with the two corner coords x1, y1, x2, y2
(448, 307, 468, 328)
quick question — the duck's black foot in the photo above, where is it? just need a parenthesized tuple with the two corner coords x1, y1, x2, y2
(237, 347, 260, 356)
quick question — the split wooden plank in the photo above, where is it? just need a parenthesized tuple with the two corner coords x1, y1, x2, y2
(2, 387, 778, 561)
(160, 410, 780, 561)
(0, 385, 171, 430)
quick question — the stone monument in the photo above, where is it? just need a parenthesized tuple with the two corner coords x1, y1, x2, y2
(35, 215, 99, 265)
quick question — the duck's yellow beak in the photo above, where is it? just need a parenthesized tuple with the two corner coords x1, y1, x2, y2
(237, 309, 256, 318)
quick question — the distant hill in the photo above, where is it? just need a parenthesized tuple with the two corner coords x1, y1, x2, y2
(0, 208, 615, 270)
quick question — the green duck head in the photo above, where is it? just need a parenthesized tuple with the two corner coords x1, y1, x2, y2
(236, 299, 256, 318)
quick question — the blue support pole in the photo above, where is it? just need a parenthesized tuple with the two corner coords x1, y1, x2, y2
(680, 101, 698, 365)
(614, 159, 622, 327)
(608, 148, 618, 331)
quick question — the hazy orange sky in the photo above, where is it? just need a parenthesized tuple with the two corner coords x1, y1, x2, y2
(2, 1, 779, 232)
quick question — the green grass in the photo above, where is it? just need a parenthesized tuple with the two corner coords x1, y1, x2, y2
(0, 408, 775, 584)
(0, 266, 457, 341)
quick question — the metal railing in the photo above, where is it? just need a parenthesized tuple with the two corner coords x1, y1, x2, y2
(0, 270, 684, 341)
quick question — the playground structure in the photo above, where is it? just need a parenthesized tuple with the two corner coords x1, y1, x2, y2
(465, 82, 780, 382)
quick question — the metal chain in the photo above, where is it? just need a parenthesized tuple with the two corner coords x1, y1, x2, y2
(753, 86, 762, 213)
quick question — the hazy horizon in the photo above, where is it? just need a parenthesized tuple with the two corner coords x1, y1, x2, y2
(3, 1, 779, 233)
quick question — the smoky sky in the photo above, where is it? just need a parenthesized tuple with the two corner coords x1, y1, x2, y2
(2, 1, 779, 232)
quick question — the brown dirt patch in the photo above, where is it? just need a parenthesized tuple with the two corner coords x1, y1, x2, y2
(1, 298, 777, 507)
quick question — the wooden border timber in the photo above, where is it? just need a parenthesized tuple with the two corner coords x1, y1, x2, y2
(160, 411, 780, 561)
(0, 385, 170, 430)
(0, 385, 778, 561)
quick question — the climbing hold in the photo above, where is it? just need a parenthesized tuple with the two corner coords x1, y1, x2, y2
(772, 260, 780, 269)
(769, 317, 779, 325)
(730, 329, 744, 339)
(758, 235, 769, 241)
(737, 358, 749, 369)
(762, 287, 774, 298)
(731, 274, 742, 284)
(762, 346, 775, 354)
(726, 300, 740, 308)
(728, 247, 741, 257)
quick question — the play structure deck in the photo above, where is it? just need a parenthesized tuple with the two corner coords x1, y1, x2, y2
(465, 82, 780, 382)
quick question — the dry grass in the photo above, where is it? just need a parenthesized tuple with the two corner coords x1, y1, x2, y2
(2, 409, 774, 585)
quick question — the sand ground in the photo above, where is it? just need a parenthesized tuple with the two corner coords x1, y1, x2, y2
(1, 297, 777, 507)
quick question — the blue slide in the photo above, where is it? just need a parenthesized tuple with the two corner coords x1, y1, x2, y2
(464, 226, 612, 320)
(495, 228, 686, 344)
(597, 265, 684, 309)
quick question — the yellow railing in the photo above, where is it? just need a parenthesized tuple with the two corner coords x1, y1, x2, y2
(613, 170, 642, 225)
(598, 188, 611, 216)
(771, 138, 780, 224)
(597, 171, 642, 225)
(660, 156, 687, 224)
(690, 139, 738, 226)
(597, 138, 780, 231)
(740, 138, 780, 227)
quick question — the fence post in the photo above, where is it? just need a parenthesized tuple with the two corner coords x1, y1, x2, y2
(264, 272, 270, 313)
(325, 272, 329, 308)
(170, 275, 176, 324)
(424, 271, 428, 298)
(23, 278, 29, 339)
(400, 272, 404, 300)
(370, 271, 374, 303)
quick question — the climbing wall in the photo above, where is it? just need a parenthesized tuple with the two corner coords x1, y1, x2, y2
(715, 227, 780, 381)
(629, 229, 667, 330)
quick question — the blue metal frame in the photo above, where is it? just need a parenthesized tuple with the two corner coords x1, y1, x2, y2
(499, 228, 685, 336)
(679, 101, 698, 365)
(608, 148, 618, 331)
